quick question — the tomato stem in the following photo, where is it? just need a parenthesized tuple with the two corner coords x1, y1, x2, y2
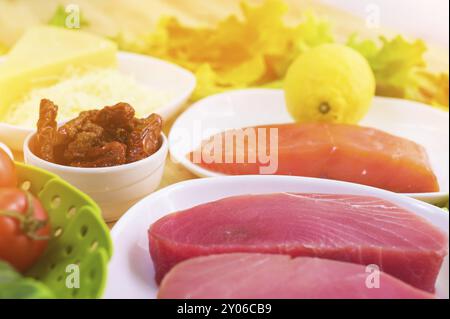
(0, 191, 49, 241)
(0, 210, 26, 222)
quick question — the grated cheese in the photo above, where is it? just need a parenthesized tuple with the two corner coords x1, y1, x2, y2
(3, 68, 172, 127)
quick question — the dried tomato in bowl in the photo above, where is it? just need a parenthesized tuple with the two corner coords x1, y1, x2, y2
(34, 99, 163, 168)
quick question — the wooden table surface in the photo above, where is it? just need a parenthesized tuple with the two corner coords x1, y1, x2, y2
(2, 0, 448, 228)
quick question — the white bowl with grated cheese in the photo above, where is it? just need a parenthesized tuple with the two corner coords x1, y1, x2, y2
(0, 52, 196, 151)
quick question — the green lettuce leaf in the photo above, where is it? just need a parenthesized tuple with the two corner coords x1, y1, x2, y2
(294, 10, 335, 52)
(0, 261, 54, 299)
(114, 0, 334, 101)
(348, 35, 448, 109)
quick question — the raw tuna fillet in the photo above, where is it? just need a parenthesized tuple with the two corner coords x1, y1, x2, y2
(158, 254, 435, 299)
(149, 193, 448, 292)
(189, 123, 439, 193)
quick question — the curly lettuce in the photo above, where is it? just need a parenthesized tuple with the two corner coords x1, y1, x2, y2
(348, 35, 449, 109)
(116, 0, 334, 100)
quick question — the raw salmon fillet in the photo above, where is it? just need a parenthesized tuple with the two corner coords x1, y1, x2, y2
(189, 123, 439, 193)
(158, 254, 435, 299)
(148, 193, 448, 292)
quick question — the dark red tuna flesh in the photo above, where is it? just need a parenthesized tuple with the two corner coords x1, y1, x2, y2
(149, 193, 448, 292)
(158, 254, 436, 299)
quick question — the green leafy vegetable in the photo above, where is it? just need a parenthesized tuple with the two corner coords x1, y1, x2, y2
(294, 10, 335, 52)
(0, 261, 54, 299)
(115, 0, 334, 100)
(348, 35, 449, 109)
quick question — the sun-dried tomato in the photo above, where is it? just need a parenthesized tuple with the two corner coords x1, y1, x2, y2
(127, 113, 163, 163)
(70, 142, 127, 168)
(34, 100, 163, 168)
(95, 103, 135, 138)
(36, 99, 58, 162)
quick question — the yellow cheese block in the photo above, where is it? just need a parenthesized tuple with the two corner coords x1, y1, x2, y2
(0, 26, 117, 117)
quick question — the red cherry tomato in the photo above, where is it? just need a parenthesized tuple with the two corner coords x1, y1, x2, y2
(0, 148, 17, 187)
(0, 188, 50, 272)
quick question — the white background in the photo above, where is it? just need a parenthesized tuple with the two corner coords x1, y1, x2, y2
(321, 0, 449, 47)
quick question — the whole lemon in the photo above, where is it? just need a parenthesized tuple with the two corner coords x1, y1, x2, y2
(284, 44, 376, 124)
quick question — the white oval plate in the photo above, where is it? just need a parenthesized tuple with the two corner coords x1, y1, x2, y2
(169, 89, 449, 205)
(104, 175, 449, 299)
(0, 52, 196, 151)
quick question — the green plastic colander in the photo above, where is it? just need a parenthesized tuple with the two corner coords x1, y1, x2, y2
(14, 162, 113, 299)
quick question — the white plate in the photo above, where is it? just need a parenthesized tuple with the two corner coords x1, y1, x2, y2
(104, 175, 449, 299)
(169, 89, 449, 205)
(0, 52, 196, 151)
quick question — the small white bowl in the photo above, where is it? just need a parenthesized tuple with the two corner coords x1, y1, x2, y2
(24, 132, 169, 222)
(0, 52, 196, 151)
